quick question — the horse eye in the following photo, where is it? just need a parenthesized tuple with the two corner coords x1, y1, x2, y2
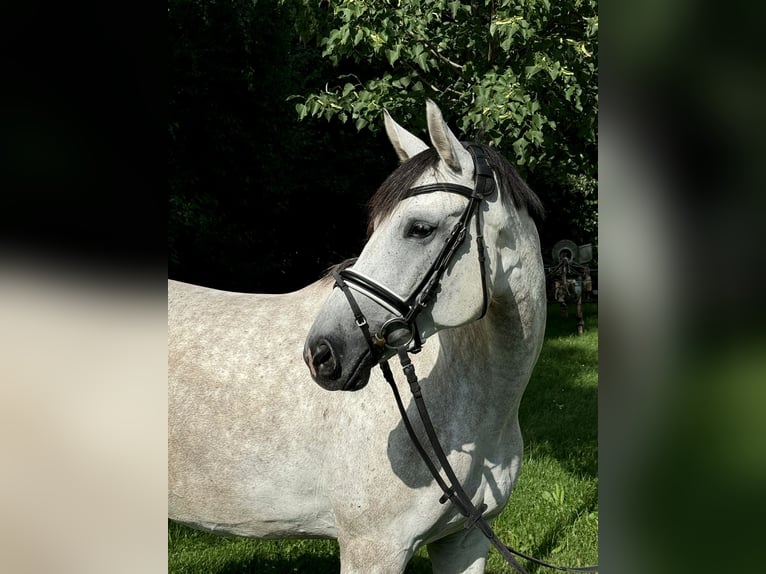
(407, 222, 435, 239)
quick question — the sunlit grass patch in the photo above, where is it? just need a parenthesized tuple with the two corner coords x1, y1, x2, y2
(485, 302, 598, 572)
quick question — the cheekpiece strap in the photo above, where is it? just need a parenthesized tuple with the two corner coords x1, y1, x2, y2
(466, 144, 495, 199)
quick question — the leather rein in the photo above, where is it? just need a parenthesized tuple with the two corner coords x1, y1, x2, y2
(331, 145, 597, 573)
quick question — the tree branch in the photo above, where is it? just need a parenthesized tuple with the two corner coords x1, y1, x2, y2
(405, 29, 464, 72)
(427, 46, 463, 71)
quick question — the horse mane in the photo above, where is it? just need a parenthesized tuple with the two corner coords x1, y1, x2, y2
(320, 257, 357, 283)
(366, 144, 545, 238)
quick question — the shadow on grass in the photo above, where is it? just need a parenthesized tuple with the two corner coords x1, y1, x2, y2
(519, 303, 598, 479)
(216, 554, 339, 574)
(215, 554, 434, 574)
(524, 487, 598, 574)
(169, 521, 435, 573)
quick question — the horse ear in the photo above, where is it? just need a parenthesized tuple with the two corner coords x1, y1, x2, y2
(384, 109, 429, 162)
(425, 99, 472, 175)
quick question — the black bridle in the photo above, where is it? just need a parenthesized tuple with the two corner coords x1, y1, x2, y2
(335, 143, 495, 356)
(332, 144, 598, 573)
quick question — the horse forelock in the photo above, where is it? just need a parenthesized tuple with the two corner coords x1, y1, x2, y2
(366, 144, 545, 238)
(366, 148, 440, 237)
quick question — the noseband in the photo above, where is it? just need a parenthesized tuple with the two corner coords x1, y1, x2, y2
(332, 143, 495, 356)
(331, 144, 598, 574)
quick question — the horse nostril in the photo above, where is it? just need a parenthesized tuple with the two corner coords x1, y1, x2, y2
(312, 339, 340, 380)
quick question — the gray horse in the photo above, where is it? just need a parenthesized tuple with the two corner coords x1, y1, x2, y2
(169, 100, 546, 573)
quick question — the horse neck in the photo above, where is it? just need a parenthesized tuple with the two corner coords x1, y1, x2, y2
(432, 232, 546, 407)
(433, 300, 535, 404)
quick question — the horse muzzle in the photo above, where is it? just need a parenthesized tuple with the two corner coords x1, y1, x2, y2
(303, 334, 373, 391)
(305, 269, 421, 391)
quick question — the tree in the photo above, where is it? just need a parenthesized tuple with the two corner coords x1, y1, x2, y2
(290, 0, 598, 251)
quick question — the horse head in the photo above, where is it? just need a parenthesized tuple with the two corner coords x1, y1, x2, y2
(304, 100, 543, 391)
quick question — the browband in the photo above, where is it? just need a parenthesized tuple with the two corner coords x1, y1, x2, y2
(404, 144, 495, 200)
(404, 183, 475, 199)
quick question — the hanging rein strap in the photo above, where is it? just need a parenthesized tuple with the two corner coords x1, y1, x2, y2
(384, 352, 598, 573)
(333, 281, 597, 574)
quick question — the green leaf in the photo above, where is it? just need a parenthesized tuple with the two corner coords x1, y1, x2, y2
(340, 27, 350, 45)
(387, 47, 400, 66)
(527, 130, 543, 144)
(525, 65, 541, 79)
(512, 137, 528, 156)
(415, 52, 429, 71)
(449, 0, 462, 19)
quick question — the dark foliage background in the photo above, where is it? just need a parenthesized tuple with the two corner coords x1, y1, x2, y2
(169, 0, 397, 292)
(168, 0, 597, 293)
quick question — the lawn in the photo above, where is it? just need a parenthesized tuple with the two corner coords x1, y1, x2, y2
(169, 302, 598, 573)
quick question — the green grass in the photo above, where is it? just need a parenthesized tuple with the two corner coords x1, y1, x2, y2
(485, 302, 598, 573)
(169, 302, 598, 573)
